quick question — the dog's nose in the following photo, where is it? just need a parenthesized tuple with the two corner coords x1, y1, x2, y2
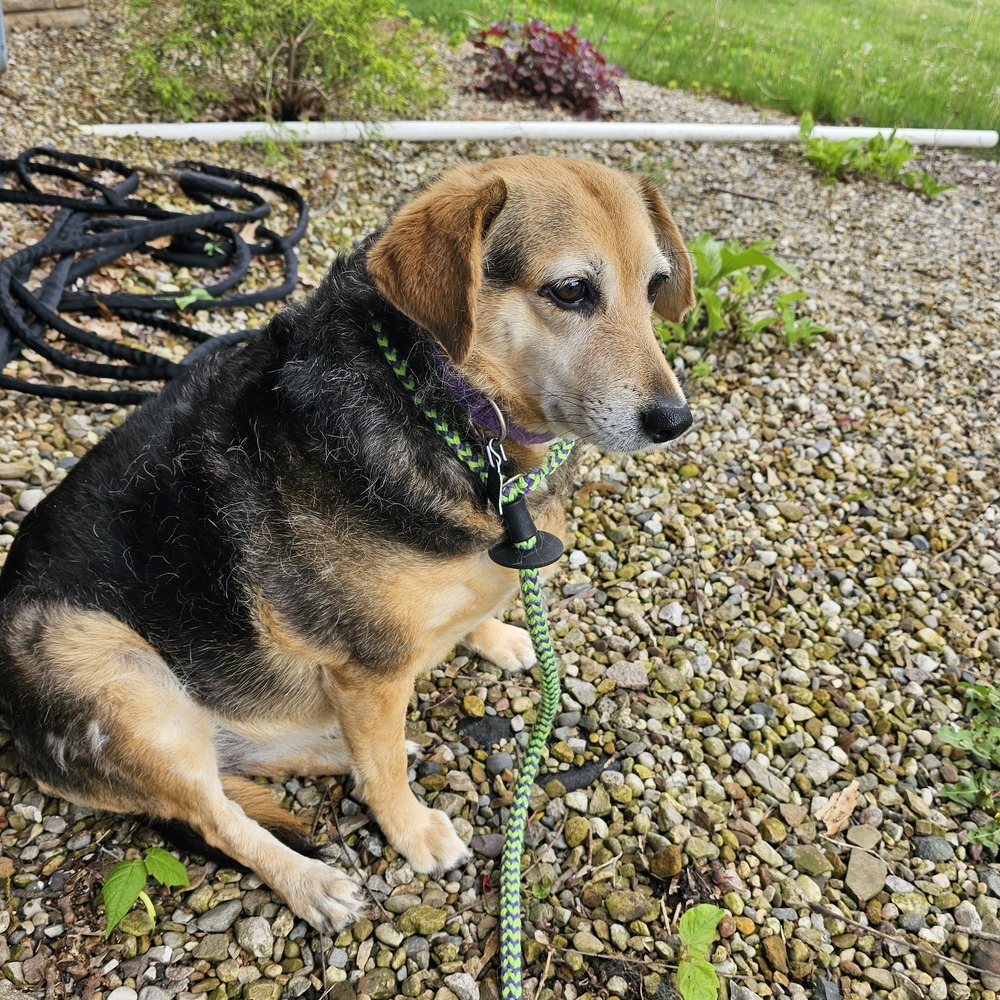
(640, 401, 692, 443)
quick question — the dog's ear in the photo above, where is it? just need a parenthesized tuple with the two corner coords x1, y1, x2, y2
(366, 172, 508, 364)
(637, 178, 695, 323)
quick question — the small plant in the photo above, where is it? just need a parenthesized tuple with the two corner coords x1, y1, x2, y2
(102, 847, 190, 938)
(469, 19, 623, 120)
(124, 0, 443, 122)
(657, 233, 823, 357)
(676, 903, 725, 1000)
(798, 113, 954, 199)
(938, 682, 1000, 851)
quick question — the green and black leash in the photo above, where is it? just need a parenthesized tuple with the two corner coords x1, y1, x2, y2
(377, 326, 572, 999)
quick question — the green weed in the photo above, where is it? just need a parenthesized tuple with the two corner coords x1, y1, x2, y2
(938, 683, 1000, 851)
(657, 233, 823, 360)
(799, 113, 955, 197)
(676, 903, 725, 1000)
(102, 847, 190, 938)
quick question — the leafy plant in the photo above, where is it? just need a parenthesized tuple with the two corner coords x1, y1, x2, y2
(657, 233, 823, 357)
(798, 113, 954, 199)
(124, 0, 444, 122)
(938, 682, 1000, 851)
(102, 847, 190, 938)
(676, 903, 725, 1000)
(469, 19, 623, 119)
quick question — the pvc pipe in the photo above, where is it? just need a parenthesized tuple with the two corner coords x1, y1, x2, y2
(80, 119, 999, 148)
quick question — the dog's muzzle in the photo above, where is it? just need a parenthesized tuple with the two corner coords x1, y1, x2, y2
(640, 400, 693, 443)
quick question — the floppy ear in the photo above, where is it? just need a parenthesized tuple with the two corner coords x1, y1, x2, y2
(366, 171, 508, 364)
(637, 178, 695, 323)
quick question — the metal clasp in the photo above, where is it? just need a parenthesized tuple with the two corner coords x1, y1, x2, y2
(486, 437, 507, 514)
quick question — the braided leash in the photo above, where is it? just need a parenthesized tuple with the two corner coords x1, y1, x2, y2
(376, 323, 570, 999)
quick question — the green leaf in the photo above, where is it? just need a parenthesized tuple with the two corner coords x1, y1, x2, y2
(174, 286, 214, 310)
(138, 889, 157, 924)
(143, 847, 190, 888)
(678, 903, 725, 956)
(938, 725, 980, 752)
(677, 954, 721, 1000)
(102, 858, 149, 938)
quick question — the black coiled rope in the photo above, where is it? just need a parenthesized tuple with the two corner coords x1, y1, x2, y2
(0, 147, 308, 404)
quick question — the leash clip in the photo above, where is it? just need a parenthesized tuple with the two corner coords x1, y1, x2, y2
(486, 437, 507, 515)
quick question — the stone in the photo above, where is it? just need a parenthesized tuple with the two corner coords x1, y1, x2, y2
(194, 934, 232, 962)
(912, 836, 954, 861)
(846, 849, 888, 903)
(572, 930, 604, 954)
(790, 844, 832, 876)
(107, 990, 138, 1000)
(235, 917, 274, 959)
(813, 977, 842, 1000)
(16, 488, 46, 511)
(649, 844, 683, 880)
(462, 694, 485, 718)
(444, 972, 480, 1000)
(607, 661, 649, 689)
(605, 890, 656, 924)
(760, 817, 787, 844)
(357, 968, 396, 999)
(658, 602, 685, 627)
(398, 905, 448, 936)
(470, 833, 504, 857)
(564, 815, 591, 848)
(486, 753, 514, 776)
(197, 899, 244, 932)
(244, 984, 282, 1000)
(761, 935, 788, 974)
(845, 824, 881, 849)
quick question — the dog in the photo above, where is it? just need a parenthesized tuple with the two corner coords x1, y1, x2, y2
(0, 155, 693, 932)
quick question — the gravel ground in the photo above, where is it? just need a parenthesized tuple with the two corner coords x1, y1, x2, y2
(2, 3, 1000, 1000)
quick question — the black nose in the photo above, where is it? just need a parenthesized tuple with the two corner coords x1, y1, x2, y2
(641, 401, 693, 443)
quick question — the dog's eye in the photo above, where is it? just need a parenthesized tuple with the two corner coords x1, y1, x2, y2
(647, 272, 669, 302)
(541, 278, 596, 310)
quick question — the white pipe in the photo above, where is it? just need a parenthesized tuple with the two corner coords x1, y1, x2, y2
(80, 119, 998, 148)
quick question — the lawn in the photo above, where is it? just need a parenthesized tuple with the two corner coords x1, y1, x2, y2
(406, 0, 1000, 131)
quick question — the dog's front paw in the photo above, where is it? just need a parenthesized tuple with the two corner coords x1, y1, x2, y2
(282, 859, 363, 934)
(464, 618, 537, 673)
(391, 806, 470, 877)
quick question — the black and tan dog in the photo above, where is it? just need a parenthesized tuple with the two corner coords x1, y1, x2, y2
(0, 155, 693, 931)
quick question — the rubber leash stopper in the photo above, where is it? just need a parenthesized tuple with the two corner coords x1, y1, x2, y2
(488, 496, 564, 569)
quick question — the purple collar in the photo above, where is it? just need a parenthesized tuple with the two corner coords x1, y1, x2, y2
(428, 347, 556, 446)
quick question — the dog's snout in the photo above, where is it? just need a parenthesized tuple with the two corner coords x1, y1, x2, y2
(640, 401, 692, 443)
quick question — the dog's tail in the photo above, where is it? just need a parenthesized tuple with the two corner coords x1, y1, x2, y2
(144, 777, 320, 867)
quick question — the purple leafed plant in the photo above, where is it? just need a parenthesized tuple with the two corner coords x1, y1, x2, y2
(470, 19, 624, 120)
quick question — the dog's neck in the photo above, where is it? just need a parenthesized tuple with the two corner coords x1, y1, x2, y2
(425, 345, 555, 446)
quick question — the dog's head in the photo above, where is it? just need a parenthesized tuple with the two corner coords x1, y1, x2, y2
(366, 155, 694, 452)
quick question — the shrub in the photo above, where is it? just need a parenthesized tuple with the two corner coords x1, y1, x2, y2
(469, 19, 623, 120)
(124, 0, 443, 122)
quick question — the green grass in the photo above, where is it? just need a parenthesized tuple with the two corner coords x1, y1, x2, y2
(405, 0, 999, 131)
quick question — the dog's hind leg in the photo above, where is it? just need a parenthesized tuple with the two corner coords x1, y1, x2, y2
(13, 607, 362, 932)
